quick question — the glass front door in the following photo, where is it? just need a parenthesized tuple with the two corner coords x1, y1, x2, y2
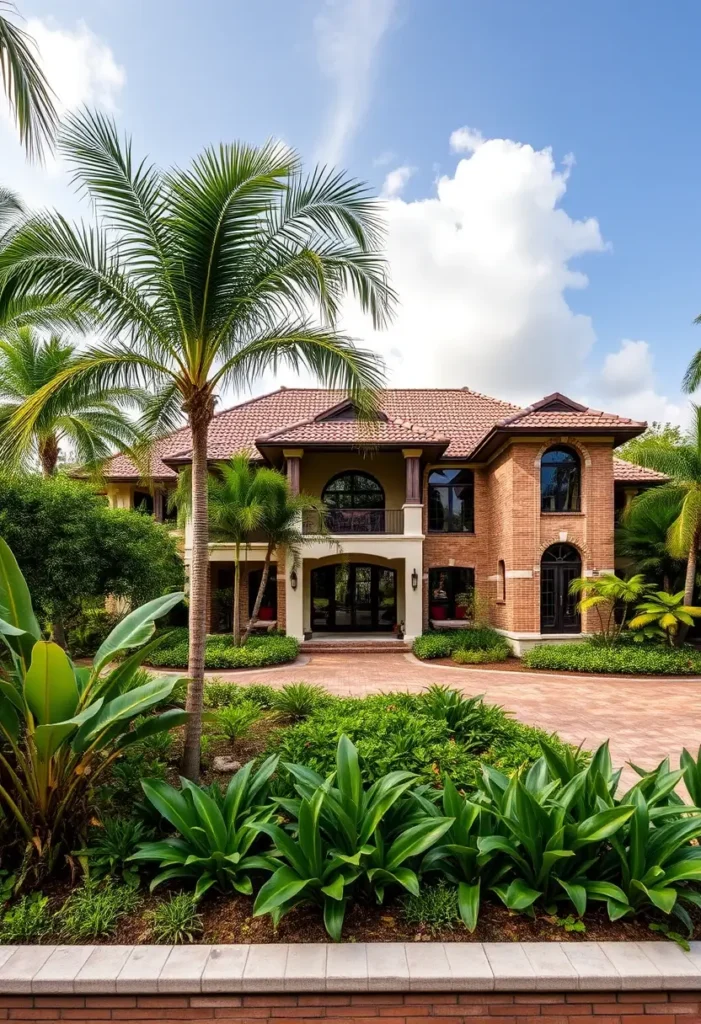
(311, 564, 397, 631)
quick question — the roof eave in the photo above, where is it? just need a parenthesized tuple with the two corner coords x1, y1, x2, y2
(470, 422, 647, 462)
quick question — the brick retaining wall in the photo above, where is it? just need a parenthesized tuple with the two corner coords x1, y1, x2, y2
(2, 992, 699, 1024)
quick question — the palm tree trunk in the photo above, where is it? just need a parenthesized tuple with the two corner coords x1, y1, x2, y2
(678, 526, 700, 645)
(181, 399, 213, 781)
(242, 543, 273, 644)
(38, 434, 59, 476)
(233, 540, 241, 646)
(51, 617, 67, 649)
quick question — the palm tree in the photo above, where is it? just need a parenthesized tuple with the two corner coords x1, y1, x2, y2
(621, 403, 701, 612)
(0, 109, 393, 779)
(616, 488, 685, 593)
(0, 2, 58, 159)
(0, 326, 141, 475)
(242, 471, 327, 644)
(630, 590, 701, 646)
(568, 572, 649, 645)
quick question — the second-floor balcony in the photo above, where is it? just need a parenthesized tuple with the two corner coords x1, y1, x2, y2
(302, 508, 405, 535)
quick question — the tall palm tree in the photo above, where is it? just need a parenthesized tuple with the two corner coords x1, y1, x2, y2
(622, 403, 701, 611)
(0, 2, 57, 160)
(616, 488, 685, 593)
(0, 326, 141, 474)
(242, 470, 327, 644)
(0, 109, 393, 779)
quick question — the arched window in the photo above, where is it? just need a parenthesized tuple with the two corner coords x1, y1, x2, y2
(540, 543, 581, 633)
(322, 471, 384, 509)
(497, 560, 506, 602)
(428, 469, 474, 532)
(541, 446, 580, 513)
(322, 471, 385, 532)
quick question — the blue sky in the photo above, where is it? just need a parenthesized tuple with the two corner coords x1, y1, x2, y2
(4, 0, 700, 424)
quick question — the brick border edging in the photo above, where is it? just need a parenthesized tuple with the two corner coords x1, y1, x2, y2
(0, 943, 699, 995)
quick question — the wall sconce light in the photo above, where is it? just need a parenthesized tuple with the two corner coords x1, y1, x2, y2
(290, 570, 298, 591)
(411, 568, 419, 591)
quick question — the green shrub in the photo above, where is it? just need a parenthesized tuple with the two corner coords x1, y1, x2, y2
(66, 607, 122, 658)
(413, 627, 504, 660)
(59, 880, 141, 940)
(266, 691, 561, 791)
(144, 629, 298, 669)
(75, 817, 153, 885)
(402, 881, 461, 933)
(452, 643, 510, 664)
(0, 893, 52, 943)
(213, 701, 263, 740)
(270, 682, 329, 720)
(201, 680, 276, 709)
(522, 641, 701, 675)
(146, 892, 203, 944)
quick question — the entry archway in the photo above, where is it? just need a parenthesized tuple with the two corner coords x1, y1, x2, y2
(540, 543, 581, 633)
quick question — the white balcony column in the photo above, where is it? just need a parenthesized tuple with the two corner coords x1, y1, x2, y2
(404, 560, 423, 641)
(284, 448, 304, 496)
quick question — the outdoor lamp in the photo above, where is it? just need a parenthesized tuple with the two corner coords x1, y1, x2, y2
(411, 568, 419, 591)
(290, 570, 298, 590)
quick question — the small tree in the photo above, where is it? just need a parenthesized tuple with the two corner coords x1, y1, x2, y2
(0, 473, 183, 645)
(629, 590, 701, 646)
(242, 472, 327, 644)
(568, 573, 649, 645)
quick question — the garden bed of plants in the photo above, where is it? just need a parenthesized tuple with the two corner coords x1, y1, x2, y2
(413, 627, 511, 664)
(522, 638, 701, 675)
(141, 628, 299, 669)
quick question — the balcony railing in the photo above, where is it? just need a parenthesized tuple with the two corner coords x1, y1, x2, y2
(302, 508, 404, 535)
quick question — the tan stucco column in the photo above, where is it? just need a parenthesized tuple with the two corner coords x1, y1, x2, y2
(284, 449, 304, 496)
(624, 486, 638, 510)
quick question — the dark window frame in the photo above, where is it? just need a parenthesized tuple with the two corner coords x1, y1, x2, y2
(540, 446, 581, 513)
(428, 566, 475, 620)
(322, 471, 385, 509)
(497, 559, 506, 602)
(427, 468, 475, 533)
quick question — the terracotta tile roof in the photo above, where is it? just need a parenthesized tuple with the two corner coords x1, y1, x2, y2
(101, 387, 648, 480)
(613, 457, 669, 483)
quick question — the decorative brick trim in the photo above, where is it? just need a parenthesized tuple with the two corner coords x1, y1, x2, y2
(0, 943, 699, 996)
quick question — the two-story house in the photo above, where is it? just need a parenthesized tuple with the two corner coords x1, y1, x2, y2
(102, 387, 668, 654)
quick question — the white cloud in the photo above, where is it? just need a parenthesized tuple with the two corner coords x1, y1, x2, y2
(381, 165, 414, 198)
(314, 0, 395, 165)
(449, 125, 484, 153)
(0, 14, 125, 215)
(373, 149, 396, 167)
(599, 339, 654, 397)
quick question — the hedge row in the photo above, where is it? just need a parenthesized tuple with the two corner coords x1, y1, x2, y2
(143, 628, 299, 669)
(522, 640, 701, 675)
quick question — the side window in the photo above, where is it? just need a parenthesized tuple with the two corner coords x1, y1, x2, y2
(428, 469, 474, 532)
(541, 446, 580, 512)
(497, 560, 506, 602)
(428, 567, 475, 620)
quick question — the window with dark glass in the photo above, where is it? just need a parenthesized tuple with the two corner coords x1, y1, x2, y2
(428, 469, 474, 532)
(497, 560, 506, 602)
(132, 490, 154, 515)
(322, 471, 384, 509)
(540, 446, 581, 513)
(428, 567, 475, 621)
(248, 566, 277, 621)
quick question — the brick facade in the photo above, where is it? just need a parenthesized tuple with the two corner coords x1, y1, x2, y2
(422, 438, 616, 636)
(4, 991, 699, 1024)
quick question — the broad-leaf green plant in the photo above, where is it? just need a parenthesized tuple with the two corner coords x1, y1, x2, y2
(629, 590, 701, 645)
(131, 755, 280, 899)
(0, 536, 186, 869)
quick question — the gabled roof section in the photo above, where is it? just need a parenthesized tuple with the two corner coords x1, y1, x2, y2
(313, 398, 388, 423)
(613, 457, 670, 484)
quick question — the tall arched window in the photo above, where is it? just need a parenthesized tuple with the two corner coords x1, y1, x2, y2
(322, 471, 385, 532)
(541, 446, 580, 512)
(428, 469, 474, 532)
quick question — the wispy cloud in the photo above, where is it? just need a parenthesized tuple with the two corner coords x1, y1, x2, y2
(314, 0, 396, 166)
(381, 164, 414, 197)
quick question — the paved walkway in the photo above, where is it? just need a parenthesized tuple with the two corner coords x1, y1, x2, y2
(215, 653, 701, 782)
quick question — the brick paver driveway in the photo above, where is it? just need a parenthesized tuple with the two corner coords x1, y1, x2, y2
(224, 652, 701, 783)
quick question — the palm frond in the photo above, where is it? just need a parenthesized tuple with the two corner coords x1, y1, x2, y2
(0, 2, 58, 160)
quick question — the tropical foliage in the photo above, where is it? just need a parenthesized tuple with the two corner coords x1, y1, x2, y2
(0, 327, 141, 475)
(0, 109, 393, 779)
(0, 3, 57, 160)
(143, 629, 298, 669)
(629, 590, 701, 645)
(616, 488, 686, 593)
(568, 573, 648, 645)
(522, 639, 701, 675)
(0, 536, 186, 869)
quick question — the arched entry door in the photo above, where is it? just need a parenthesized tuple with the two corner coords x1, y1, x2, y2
(311, 563, 397, 631)
(540, 544, 581, 633)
